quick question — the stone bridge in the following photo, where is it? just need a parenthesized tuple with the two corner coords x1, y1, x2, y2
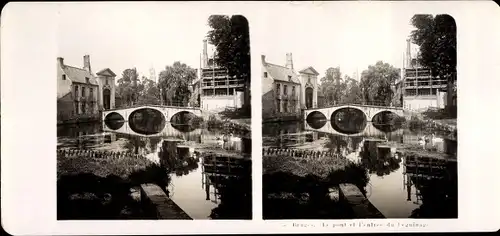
(304, 104, 404, 122)
(102, 120, 202, 140)
(102, 105, 202, 123)
(304, 119, 404, 138)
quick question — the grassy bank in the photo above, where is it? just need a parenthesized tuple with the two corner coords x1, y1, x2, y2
(404, 115, 457, 138)
(57, 153, 170, 219)
(205, 113, 251, 137)
(262, 155, 369, 219)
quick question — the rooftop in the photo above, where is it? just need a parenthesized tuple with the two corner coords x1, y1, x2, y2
(263, 62, 301, 84)
(61, 65, 98, 85)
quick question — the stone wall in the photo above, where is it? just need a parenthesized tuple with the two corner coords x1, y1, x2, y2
(140, 183, 192, 219)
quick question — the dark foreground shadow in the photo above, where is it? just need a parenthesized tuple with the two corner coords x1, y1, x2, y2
(410, 161, 458, 218)
(209, 174, 252, 219)
(262, 162, 369, 219)
(57, 164, 171, 220)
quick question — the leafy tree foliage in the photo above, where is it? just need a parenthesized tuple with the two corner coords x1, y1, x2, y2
(319, 67, 363, 106)
(410, 14, 456, 81)
(158, 62, 197, 106)
(116, 69, 161, 107)
(410, 14, 456, 115)
(207, 15, 251, 113)
(116, 68, 142, 107)
(360, 61, 400, 106)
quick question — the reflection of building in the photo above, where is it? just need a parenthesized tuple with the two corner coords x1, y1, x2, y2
(192, 39, 246, 111)
(261, 53, 319, 120)
(57, 55, 116, 123)
(398, 39, 447, 111)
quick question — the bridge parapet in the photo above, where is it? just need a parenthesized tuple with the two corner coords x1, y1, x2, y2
(262, 147, 343, 161)
(304, 103, 404, 122)
(106, 104, 201, 112)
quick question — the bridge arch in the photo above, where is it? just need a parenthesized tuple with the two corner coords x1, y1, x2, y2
(104, 112, 125, 130)
(128, 107, 167, 135)
(330, 106, 368, 134)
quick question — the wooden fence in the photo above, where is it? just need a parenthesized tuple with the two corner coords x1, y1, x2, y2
(262, 147, 342, 160)
(57, 149, 144, 160)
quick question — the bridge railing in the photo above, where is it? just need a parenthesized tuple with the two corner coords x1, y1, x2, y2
(315, 100, 403, 109)
(107, 103, 201, 112)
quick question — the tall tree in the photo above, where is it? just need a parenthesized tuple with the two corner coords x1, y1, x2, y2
(207, 15, 251, 112)
(137, 76, 160, 105)
(320, 67, 347, 106)
(341, 75, 363, 104)
(360, 61, 400, 106)
(158, 62, 197, 106)
(116, 68, 141, 106)
(410, 14, 456, 115)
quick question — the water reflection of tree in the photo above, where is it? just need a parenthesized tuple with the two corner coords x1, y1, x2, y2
(129, 109, 166, 135)
(158, 140, 199, 177)
(409, 162, 458, 218)
(209, 175, 252, 219)
(325, 135, 363, 154)
(331, 108, 367, 134)
(122, 135, 148, 154)
(360, 143, 401, 177)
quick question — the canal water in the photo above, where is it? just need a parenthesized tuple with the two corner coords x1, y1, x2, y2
(57, 118, 252, 220)
(262, 119, 458, 219)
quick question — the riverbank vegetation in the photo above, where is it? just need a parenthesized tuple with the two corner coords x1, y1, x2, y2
(263, 154, 369, 219)
(206, 113, 251, 137)
(57, 153, 170, 219)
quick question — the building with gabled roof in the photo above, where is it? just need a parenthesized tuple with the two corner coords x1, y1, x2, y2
(261, 53, 319, 121)
(57, 55, 116, 123)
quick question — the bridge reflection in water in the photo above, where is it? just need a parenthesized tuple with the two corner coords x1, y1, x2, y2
(262, 109, 457, 218)
(103, 120, 203, 140)
(304, 119, 404, 138)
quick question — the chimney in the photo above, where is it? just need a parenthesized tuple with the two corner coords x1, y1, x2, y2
(406, 39, 412, 69)
(202, 39, 208, 68)
(261, 55, 266, 64)
(83, 55, 92, 74)
(286, 53, 293, 70)
(57, 57, 64, 66)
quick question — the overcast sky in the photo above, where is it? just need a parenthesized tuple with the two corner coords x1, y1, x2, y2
(57, 3, 215, 81)
(254, 3, 421, 81)
(58, 2, 422, 82)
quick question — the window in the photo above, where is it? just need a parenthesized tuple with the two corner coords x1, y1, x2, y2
(81, 102, 86, 114)
(284, 100, 288, 113)
(308, 76, 311, 84)
(62, 74, 66, 80)
(292, 86, 296, 96)
(284, 85, 288, 95)
(288, 75, 292, 81)
(276, 83, 281, 95)
(74, 86, 79, 96)
(85, 77, 90, 83)
(81, 87, 86, 97)
(276, 99, 281, 112)
(90, 88, 93, 98)
(264, 72, 268, 78)
(106, 78, 109, 85)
